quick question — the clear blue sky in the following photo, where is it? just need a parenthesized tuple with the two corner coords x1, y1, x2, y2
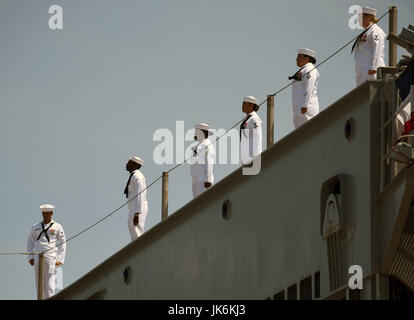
(0, 0, 413, 299)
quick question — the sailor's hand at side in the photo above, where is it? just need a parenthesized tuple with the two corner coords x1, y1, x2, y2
(55, 261, 62, 267)
(205, 182, 212, 188)
(29, 259, 34, 266)
(133, 213, 139, 226)
(301, 107, 307, 114)
(368, 70, 376, 75)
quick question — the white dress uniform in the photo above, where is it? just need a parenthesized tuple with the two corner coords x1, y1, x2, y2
(126, 157, 148, 241)
(240, 96, 263, 165)
(190, 123, 215, 198)
(291, 49, 320, 129)
(26, 205, 66, 299)
(353, 7, 386, 86)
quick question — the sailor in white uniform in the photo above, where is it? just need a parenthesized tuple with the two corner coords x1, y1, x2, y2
(352, 6, 386, 86)
(240, 96, 262, 165)
(290, 48, 320, 129)
(190, 123, 215, 198)
(124, 156, 148, 241)
(27, 204, 66, 299)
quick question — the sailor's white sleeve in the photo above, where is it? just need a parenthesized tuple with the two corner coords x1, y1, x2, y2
(27, 226, 36, 261)
(368, 31, 381, 71)
(296, 75, 306, 109)
(136, 174, 146, 213)
(249, 120, 262, 157)
(56, 225, 66, 264)
(204, 146, 214, 183)
(302, 69, 317, 108)
(253, 123, 262, 156)
(128, 175, 140, 213)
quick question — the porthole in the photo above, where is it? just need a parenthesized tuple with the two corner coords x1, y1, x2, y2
(123, 266, 133, 285)
(345, 118, 356, 141)
(222, 200, 231, 220)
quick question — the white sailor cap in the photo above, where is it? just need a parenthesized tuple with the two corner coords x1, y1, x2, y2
(195, 123, 212, 132)
(129, 156, 144, 165)
(195, 123, 213, 136)
(362, 7, 376, 16)
(298, 48, 316, 59)
(243, 96, 258, 105)
(40, 204, 55, 212)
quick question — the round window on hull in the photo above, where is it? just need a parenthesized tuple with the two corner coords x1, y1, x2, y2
(345, 118, 356, 141)
(222, 200, 231, 220)
(123, 266, 133, 285)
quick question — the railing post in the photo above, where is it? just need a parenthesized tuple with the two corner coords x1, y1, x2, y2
(389, 6, 397, 67)
(37, 253, 44, 300)
(410, 84, 414, 147)
(380, 97, 385, 193)
(267, 95, 274, 148)
(391, 82, 399, 177)
(411, 85, 414, 114)
(162, 172, 168, 221)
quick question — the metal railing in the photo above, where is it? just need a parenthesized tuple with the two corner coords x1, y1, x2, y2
(0, 251, 45, 299)
(378, 75, 414, 193)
